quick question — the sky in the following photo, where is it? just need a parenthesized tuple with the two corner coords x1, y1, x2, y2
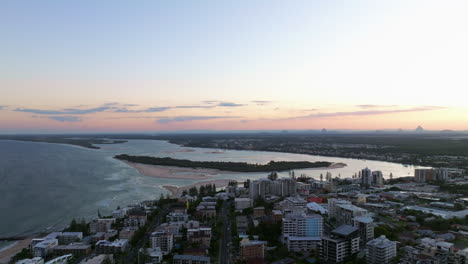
(1, 0, 468, 133)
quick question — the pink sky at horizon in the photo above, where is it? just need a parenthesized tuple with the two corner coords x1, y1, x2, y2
(2, 1, 468, 133)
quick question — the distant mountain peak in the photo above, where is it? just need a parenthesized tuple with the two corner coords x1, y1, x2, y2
(415, 125, 424, 132)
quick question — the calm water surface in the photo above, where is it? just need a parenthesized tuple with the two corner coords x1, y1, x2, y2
(0, 139, 423, 237)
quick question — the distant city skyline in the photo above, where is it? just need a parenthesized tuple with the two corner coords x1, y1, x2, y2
(2, 0, 468, 133)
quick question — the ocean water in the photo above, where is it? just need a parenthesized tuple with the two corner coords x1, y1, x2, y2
(0, 139, 422, 237)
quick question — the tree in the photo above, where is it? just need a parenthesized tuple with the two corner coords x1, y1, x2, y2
(268, 171, 278, 181)
(455, 203, 464, 211)
(244, 179, 250, 189)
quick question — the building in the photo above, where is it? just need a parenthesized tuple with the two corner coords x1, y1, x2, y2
(15, 257, 44, 264)
(57, 232, 83, 245)
(196, 203, 216, 219)
(282, 214, 323, 252)
(328, 199, 352, 219)
(366, 235, 397, 264)
(353, 216, 374, 246)
(173, 255, 210, 264)
(282, 214, 323, 239)
(272, 210, 283, 223)
(119, 228, 136, 240)
(112, 208, 129, 219)
(282, 197, 307, 213)
(253, 207, 265, 218)
(141, 247, 163, 264)
(335, 204, 369, 226)
(90, 218, 115, 233)
(235, 198, 253, 211)
(32, 239, 58, 258)
(286, 236, 321, 252)
(125, 211, 147, 228)
(150, 230, 174, 255)
(79, 255, 114, 264)
(320, 225, 360, 264)
(236, 216, 249, 235)
(361, 168, 372, 187)
(187, 227, 212, 248)
(166, 212, 189, 223)
(239, 238, 267, 261)
(249, 178, 297, 199)
(43, 254, 73, 264)
(53, 244, 91, 256)
(415, 168, 449, 182)
(372, 171, 384, 187)
(95, 239, 128, 254)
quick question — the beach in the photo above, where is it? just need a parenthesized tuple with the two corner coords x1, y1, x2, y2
(123, 161, 227, 180)
(0, 239, 31, 264)
(162, 179, 235, 197)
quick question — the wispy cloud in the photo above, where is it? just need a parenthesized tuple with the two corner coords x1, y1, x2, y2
(15, 106, 113, 115)
(174, 105, 214, 109)
(294, 106, 445, 119)
(252, 100, 271, 106)
(32, 116, 82, 122)
(202, 101, 246, 107)
(157, 116, 241, 124)
(217, 102, 245, 107)
(356, 104, 398, 109)
(0, 105, 6, 110)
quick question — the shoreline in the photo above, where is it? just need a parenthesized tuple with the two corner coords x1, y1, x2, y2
(162, 179, 236, 197)
(122, 160, 227, 180)
(121, 160, 346, 180)
(0, 238, 32, 264)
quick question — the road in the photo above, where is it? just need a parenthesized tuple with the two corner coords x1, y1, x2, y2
(218, 201, 232, 264)
(123, 204, 171, 264)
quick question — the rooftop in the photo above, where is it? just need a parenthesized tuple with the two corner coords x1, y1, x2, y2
(353, 216, 374, 224)
(367, 235, 395, 248)
(332, 225, 358, 237)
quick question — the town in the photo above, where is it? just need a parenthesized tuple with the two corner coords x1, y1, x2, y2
(8, 166, 468, 264)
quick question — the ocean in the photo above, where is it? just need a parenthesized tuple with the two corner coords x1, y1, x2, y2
(0, 139, 421, 237)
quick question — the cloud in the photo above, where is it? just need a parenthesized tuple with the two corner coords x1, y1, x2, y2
(201, 101, 246, 107)
(174, 105, 214, 109)
(157, 116, 241, 124)
(294, 106, 445, 119)
(0, 105, 6, 110)
(32, 116, 82, 122)
(15, 106, 112, 115)
(217, 102, 245, 107)
(202, 100, 219, 104)
(356, 104, 398, 109)
(252, 100, 271, 106)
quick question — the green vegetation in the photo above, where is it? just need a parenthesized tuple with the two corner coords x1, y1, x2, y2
(114, 154, 332, 172)
(0, 135, 126, 149)
(64, 218, 89, 236)
(9, 248, 32, 263)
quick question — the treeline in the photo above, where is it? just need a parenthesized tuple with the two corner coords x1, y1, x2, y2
(183, 184, 217, 197)
(114, 154, 332, 172)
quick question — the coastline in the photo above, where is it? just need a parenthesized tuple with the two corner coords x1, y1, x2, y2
(0, 239, 31, 264)
(122, 160, 227, 180)
(162, 179, 235, 197)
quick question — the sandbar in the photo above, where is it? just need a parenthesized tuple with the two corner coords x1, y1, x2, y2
(123, 161, 227, 180)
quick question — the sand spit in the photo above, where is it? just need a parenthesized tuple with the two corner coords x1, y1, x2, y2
(123, 161, 227, 180)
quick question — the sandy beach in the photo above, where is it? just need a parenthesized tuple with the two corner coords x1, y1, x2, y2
(0, 238, 31, 264)
(123, 161, 227, 180)
(162, 179, 235, 197)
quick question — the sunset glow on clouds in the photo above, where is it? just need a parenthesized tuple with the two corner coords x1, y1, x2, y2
(1, 0, 468, 133)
